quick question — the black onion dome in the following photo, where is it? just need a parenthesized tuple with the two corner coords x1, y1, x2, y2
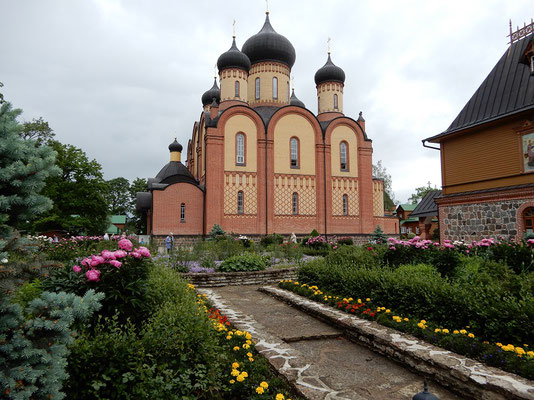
(242, 14, 296, 68)
(289, 89, 305, 108)
(217, 37, 251, 72)
(168, 139, 182, 152)
(314, 54, 345, 85)
(201, 78, 220, 106)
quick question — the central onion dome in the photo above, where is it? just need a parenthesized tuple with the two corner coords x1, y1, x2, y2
(217, 37, 251, 72)
(242, 13, 296, 69)
(201, 78, 220, 106)
(314, 54, 345, 85)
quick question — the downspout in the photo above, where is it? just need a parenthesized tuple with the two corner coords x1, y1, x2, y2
(203, 125, 207, 239)
(265, 127, 268, 235)
(323, 135, 328, 239)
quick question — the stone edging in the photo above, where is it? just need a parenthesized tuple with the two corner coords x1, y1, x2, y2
(198, 287, 357, 400)
(181, 268, 297, 287)
(259, 286, 534, 400)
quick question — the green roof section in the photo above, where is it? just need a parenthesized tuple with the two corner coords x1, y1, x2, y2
(400, 217, 419, 225)
(111, 215, 127, 224)
(397, 203, 417, 212)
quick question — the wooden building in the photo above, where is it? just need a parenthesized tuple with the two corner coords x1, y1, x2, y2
(409, 190, 441, 240)
(424, 22, 534, 242)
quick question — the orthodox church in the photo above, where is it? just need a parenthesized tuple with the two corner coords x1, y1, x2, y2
(137, 11, 398, 239)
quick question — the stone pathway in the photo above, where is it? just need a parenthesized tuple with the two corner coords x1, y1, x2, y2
(200, 285, 461, 400)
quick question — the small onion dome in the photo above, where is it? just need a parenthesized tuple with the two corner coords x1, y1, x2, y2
(314, 54, 345, 85)
(289, 89, 305, 108)
(242, 13, 296, 69)
(201, 78, 220, 106)
(168, 139, 182, 153)
(217, 37, 251, 72)
(358, 111, 365, 122)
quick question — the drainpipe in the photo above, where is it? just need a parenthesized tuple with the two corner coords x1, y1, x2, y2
(323, 137, 328, 239)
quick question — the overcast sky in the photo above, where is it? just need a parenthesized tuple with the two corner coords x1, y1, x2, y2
(1, 0, 532, 202)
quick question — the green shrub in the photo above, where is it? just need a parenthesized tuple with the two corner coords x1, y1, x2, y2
(218, 253, 267, 272)
(208, 224, 226, 240)
(10, 278, 43, 309)
(65, 266, 225, 399)
(337, 237, 354, 246)
(1, 290, 103, 400)
(260, 233, 284, 246)
(297, 258, 534, 345)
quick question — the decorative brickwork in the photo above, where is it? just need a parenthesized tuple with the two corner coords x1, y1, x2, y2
(439, 198, 534, 242)
(331, 177, 359, 216)
(274, 174, 316, 215)
(373, 180, 384, 217)
(224, 171, 257, 215)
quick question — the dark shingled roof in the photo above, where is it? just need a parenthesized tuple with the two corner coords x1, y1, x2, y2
(427, 34, 534, 142)
(410, 190, 442, 218)
(154, 161, 200, 186)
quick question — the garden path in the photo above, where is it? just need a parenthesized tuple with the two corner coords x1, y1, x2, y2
(201, 285, 461, 400)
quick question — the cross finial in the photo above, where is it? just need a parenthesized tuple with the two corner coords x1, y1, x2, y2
(233, 19, 236, 38)
(327, 37, 331, 54)
(266, 0, 269, 14)
(291, 76, 295, 90)
(214, 64, 217, 79)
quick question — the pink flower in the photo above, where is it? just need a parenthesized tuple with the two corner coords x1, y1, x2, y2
(333, 245, 338, 250)
(130, 251, 142, 259)
(114, 250, 127, 259)
(73, 265, 81, 273)
(90, 255, 105, 267)
(86, 269, 101, 282)
(109, 260, 122, 268)
(81, 257, 91, 267)
(138, 246, 151, 257)
(101, 250, 116, 260)
(118, 238, 133, 251)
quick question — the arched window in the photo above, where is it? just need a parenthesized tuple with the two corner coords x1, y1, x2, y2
(272, 77, 278, 99)
(525, 207, 534, 233)
(236, 133, 245, 165)
(342, 194, 348, 216)
(180, 203, 185, 222)
(237, 191, 244, 214)
(340, 141, 348, 171)
(290, 137, 299, 168)
(334, 94, 338, 109)
(235, 81, 240, 97)
(292, 193, 299, 215)
(255, 77, 260, 100)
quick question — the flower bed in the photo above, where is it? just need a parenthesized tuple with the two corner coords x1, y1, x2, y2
(278, 280, 534, 381)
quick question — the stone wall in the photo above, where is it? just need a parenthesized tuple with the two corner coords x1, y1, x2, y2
(180, 268, 297, 287)
(439, 198, 530, 242)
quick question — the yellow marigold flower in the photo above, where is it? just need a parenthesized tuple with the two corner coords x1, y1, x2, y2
(226, 336, 232, 340)
(246, 340, 252, 345)
(516, 347, 525, 355)
(256, 387, 264, 394)
(248, 357, 254, 362)
(232, 362, 239, 369)
(294, 282, 299, 285)
(243, 344, 250, 349)
(366, 298, 370, 301)
(404, 318, 409, 321)
(241, 371, 248, 378)
(527, 351, 534, 357)
(453, 330, 459, 334)
(434, 328, 441, 333)
(236, 375, 245, 382)
(247, 352, 252, 357)
(385, 309, 391, 313)
(235, 330, 242, 336)
(468, 333, 475, 338)
(420, 320, 426, 324)
(276, 394, 285, 400)
(245, 333, 252, 340)
(233, 346, 240, 351)
(460, 329, 467, 335)
(231, 369, 239, 377)
(260, 381, 269, 389)
(229, 379, 235, 384)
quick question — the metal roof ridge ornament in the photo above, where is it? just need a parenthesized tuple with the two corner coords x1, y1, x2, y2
(508, 18, 534, 45)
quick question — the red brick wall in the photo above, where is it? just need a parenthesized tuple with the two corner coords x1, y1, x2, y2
(152, 183, 204, 235)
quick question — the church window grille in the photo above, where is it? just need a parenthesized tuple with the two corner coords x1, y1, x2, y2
(340, 141, 348, 171)
(180, 203, 185, 222)
(236, 133, 245, 165)
(255, 78, 260, 99)
(342, 194, 348, 215)
(290, 137, 299, 168)
(235, 81, 240, 97)
(237, 191, 244, 214)
(273, 77, 278, 99)
(292, 192, 299, 215)
(334, 94, 338, 109)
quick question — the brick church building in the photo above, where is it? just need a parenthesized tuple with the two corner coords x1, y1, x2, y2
(137, 11, 397, 239)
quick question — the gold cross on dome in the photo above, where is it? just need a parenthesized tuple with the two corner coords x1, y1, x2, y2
(265, 0, 269, 14)
(327, 37, 331, 54)
(233, 19, 236, 37)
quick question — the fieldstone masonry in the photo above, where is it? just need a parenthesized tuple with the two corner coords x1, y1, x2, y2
(440, 199, 527, 242)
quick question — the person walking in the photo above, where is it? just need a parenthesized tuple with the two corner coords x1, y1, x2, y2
(165, 232, 175, 254)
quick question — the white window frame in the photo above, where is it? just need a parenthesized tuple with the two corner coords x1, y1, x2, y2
(290, 137, 298, 168)
(180, 203, 185, 222)
(292, 192, 298, 215)
(237, 191, 244, 214)
(236, 133, 245, 165)
(340, 142, 347, 171)
(272, 76, 278, 99)
(255, 77, 260, 100)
